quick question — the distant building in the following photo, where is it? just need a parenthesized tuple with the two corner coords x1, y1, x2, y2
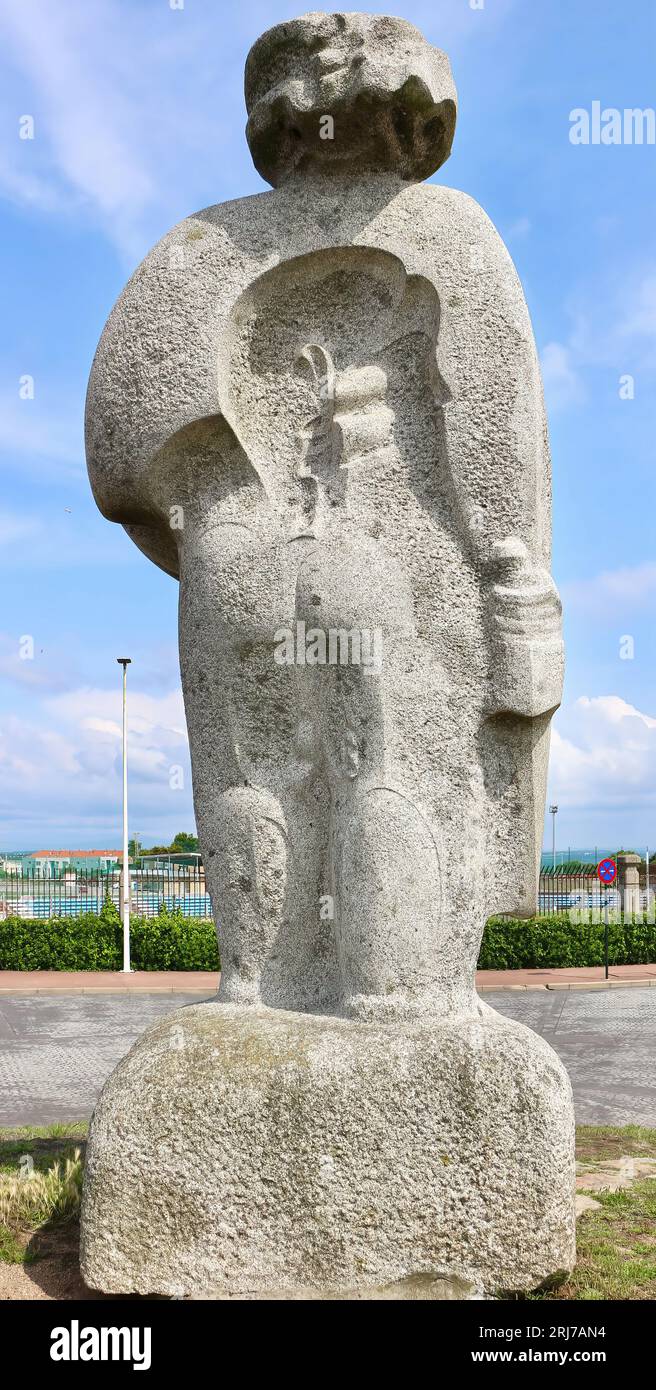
(0, 858, 21, 875)
(26, 850, 123, 877)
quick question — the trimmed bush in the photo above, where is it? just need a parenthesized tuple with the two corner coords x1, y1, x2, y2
(0, 911, 219, 972)
(478, 914, 656, 970)
(131, 914, 219, 972)
(1, 910, 655, 974)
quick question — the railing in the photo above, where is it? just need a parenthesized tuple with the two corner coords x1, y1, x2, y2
(0, 869, 212, 919)
(2, 869, 654, 922)
(539, 874, 616, 914)
(538, 873, 654, 917)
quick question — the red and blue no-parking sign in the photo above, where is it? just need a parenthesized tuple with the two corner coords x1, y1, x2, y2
(597, 857, 617, 884)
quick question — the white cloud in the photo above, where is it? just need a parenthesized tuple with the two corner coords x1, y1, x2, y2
(562, 268, 656, 375)
(549, 695, 656, 811)
(564, 561, 656, 612)
(47, 686, 187, 740)
(539, 266, 656, 417)
(0, 0, 240, 260)
(0, 391, 84, 481)
(0, 631, 70, 691)
(0, 0, 155, 260)
(0, 0, 521, 261)
(617, 272, 656, 342)
(540, 341, 585, 412)
(0, 682, 193, 846)
(0, 150, 63, 215)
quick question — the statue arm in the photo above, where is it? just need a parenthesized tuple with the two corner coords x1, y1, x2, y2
(432, 188, 563, 718)
(84, 212, 261, 579)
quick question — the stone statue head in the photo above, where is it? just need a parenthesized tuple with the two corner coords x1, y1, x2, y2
(245, 11, 457, 186)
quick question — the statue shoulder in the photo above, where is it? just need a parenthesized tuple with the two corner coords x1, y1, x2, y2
(85, 189, 273, 523)
(97, 188, 275, 338)
(394, 180, 522, 278)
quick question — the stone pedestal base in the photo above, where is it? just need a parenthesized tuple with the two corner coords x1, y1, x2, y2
(80, 1002, 575, 1299)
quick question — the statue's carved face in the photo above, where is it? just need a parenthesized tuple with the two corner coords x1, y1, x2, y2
(245, 12, 457, 186)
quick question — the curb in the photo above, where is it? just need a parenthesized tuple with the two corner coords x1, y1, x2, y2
(0, 986, 216, 996)
(546, 979, 656, 991)
(1, 979, 655, 996)
(479, 979, 656, 993)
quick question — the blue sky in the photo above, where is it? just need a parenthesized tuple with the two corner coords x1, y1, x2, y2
(0, 0, 654, 853)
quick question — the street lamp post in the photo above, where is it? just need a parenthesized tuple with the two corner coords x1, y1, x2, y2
(549, 804, 558, 872)
(117, 658, 132, 973)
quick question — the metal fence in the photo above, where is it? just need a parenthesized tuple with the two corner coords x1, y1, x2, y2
(0, 869, 212, 920)
(538, 873, 654, 916)
(2, 868, 654, 922)
(538, 874, 618, 915)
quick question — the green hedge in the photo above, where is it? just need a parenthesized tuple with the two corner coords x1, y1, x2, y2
(0, 906, 220, 972)
(1, 909, 655, 973)
(479, 914, 656, 970)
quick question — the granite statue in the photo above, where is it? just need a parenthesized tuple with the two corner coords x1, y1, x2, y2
(81, 12, 575, 1300)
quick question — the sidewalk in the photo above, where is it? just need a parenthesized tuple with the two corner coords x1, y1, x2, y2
(477, 963, 656, 991)
(0, 971, 219, 994)
(1, 965, 656, 994)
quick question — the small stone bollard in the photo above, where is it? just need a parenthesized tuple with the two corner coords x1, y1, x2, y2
(617, 852, 642, 918)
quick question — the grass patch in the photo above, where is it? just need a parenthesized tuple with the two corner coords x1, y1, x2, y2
(536, 1180, 656, 1300)
(0, 1148, 82, 1229)
(0, 1123, 86, 1264)
(0, 1122, 87, 1175)
(0, 1225, 33, 1264)
(575, 1124, 656, 1163)
(514, 1124, 656, 1301)
(0, 1122, 88, 1141)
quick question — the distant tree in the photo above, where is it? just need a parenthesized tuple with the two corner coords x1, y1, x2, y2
(139, 833, 199, 858)
(170, 832, 199, 854)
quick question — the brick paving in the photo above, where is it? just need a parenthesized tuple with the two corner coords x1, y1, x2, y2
(0, 969, 655, 1127)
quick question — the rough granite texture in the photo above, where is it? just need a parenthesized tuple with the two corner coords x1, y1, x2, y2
(81, 1002, 575, 1298)
(82, 11, 574, 1297)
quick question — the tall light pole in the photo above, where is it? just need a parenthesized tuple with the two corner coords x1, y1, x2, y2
(549, 804, 558, 872)
(117, 658, 132, 972)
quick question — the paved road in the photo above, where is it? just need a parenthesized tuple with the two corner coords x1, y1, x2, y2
(485, 988, 656, 1127)
(0, 993, 202, 1128)
(0, 989, 654, 1128)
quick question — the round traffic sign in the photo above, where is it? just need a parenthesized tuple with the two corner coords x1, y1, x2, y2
(597, 857, 617, 884)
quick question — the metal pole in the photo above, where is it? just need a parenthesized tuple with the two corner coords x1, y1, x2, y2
(646, 847, 650, 919)
(117, 658, 131, 972)
(549, 804, 558, 872)
(604, 896, 609, 980)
